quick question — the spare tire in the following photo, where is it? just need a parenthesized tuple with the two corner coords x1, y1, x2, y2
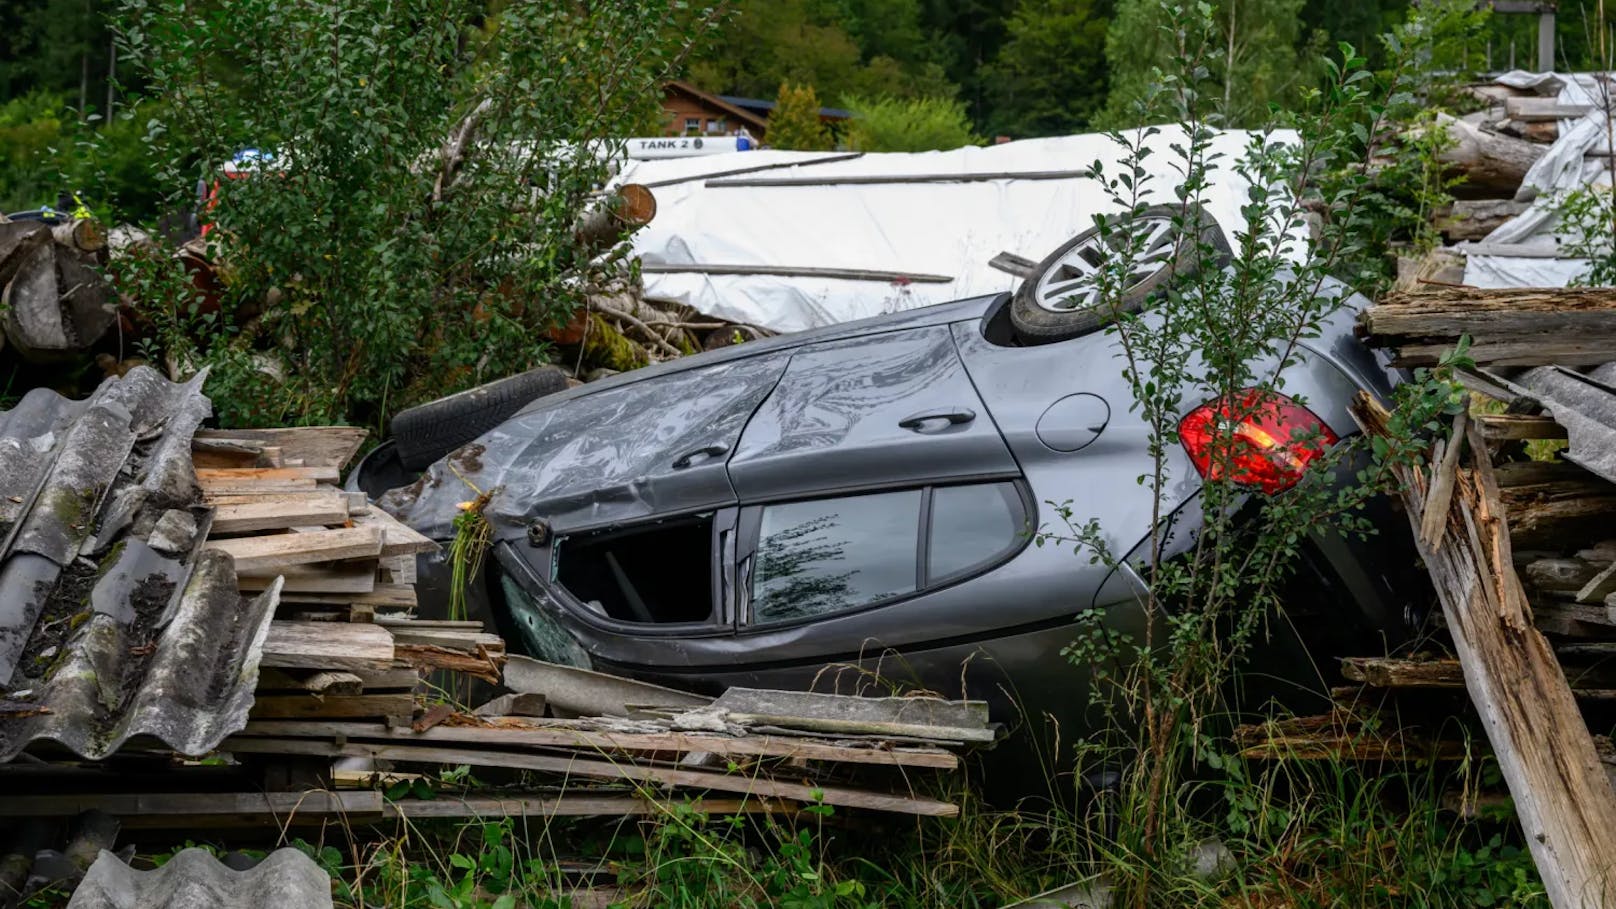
(1010, 204, 1229, 344)
(391, 366, 570, 470)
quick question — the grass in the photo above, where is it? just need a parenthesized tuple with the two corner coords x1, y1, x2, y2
(16, 742, 1545, 909)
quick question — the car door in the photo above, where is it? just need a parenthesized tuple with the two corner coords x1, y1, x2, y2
(727, 325, 1019, 500)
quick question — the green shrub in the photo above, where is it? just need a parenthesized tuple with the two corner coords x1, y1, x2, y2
(116, 0, 719, 429)
(842, 94, 981, 152)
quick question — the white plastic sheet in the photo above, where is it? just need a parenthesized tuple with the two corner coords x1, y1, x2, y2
(615, 127, 1297, 333)
(1466, 71, 1615, 287)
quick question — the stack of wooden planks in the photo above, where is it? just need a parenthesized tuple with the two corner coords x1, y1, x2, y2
(191, 426, 500, 727)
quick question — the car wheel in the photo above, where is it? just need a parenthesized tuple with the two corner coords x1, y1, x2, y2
(391, 366, 570, 470)
(1010, 204, 1229, 344)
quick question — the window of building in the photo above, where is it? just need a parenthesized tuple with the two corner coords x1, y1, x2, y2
(555, 514, 714, 624)
(683, 117, 701, 134)
(706, 118, 724, 134)
(927, 483, 1028, 583)
(752, 489, 921, 624)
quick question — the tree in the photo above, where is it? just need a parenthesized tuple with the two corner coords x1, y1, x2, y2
(768, 83, 834, 150)
(843, 94, 980, 151)
(116, 0, 718, 428)
(1098, 0, 1314, 127)
(685, 0, 956, 103)
(983, 0, 1112, 138)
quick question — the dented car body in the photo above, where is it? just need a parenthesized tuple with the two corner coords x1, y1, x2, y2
(375, 286, 1422, 738)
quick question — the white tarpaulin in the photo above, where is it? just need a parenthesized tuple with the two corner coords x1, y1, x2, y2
(1466, 71, 1614, 288)
(614, 127, 1297, 333)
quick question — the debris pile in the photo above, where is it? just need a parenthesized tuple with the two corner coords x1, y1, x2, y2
(0, 217, 115, 362)
(0, 371, 982, 904)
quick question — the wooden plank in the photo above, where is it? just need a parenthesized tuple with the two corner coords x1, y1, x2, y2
(197, 466, 342, 484)
(1353, 392, 1616, 909)
(278, 583, 415, 608)
(200, 481, 320, 496)
(0, 791, 384, 820)
(1340, 656, 1465, 688)
(220, 738, 958, 816)
(1421, 410, 1468, 547)
(239, 563, 378, 594)
(382, 627, 502, 651)
(249, 694, 417, 720)
(205, 490, 344, 507)
(1477, 413, 1568, 441)
(261, 620, 395, 670)
(1359, 288, 1616, 367)
(240, 719, 960, 769)
(351, 508, 440, 556)
(385, 794, 786, 819)
(211, 492, 349, 534)
(205, 526, 382, 573)
(195, 427, 368, 470)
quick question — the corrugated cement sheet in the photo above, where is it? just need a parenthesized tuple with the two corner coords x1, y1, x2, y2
(68, 848, 332, 909)
(0, 367, 278, 761)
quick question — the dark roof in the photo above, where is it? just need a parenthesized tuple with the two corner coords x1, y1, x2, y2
(0, 368, 279, 762)
(717, 94, 853, 121)
(664, 81, 770, 131)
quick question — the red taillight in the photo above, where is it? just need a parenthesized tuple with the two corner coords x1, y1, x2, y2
(1179, 391, 1337, 494)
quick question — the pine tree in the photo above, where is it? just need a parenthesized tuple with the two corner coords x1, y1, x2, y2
(767, 83, 834, 150)
(983, 0, 1112, 139)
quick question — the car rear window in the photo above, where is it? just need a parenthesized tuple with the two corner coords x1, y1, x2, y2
(752, 489, 922, 624)
(927, 483, 1027, 583)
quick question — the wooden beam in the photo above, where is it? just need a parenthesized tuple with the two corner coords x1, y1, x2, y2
(1478, 413, 1569, 441)
(1359, 288, 1616, 367)
(1340, 656, 1465, 688)
(238, 563, 378, 594)
(197, 466, 342, 484)
(249, 694, 417, 720)
(1504, 96, 1592, 122)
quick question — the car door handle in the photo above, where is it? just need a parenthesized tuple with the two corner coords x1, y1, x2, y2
(898, 408, 976, 433)
(672, 443, 729, 469)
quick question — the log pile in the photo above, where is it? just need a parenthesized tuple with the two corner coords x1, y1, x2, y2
(0, 217, 116, 361)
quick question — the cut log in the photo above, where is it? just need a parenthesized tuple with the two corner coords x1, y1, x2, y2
(51, 219, 106, 252)
(1359, 287, 1616, 366)
(1433, 199, 1530, 241)
(1428, 114, 1549, 197)
(1525, 558, 1606, 593)
(1504, 96, 1593, 121)
(204, 526, 382, 572)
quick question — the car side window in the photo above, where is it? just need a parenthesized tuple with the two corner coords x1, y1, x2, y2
(554, 513, 716, 625)
(752, 490, 922, 624)
(927, 482, 1028, 584)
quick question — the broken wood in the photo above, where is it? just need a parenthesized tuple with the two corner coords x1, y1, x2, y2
(1426, 113, 1550, 197)
(1478, 413, 1569, 441)
(248, 694, 417, 720)
(210, 492, 349, 534)
(1433, 199, 1531, 241)
(1359, 287, 1616, 367)
(1353, 391, 1616, 909)
(1504, 96, 1594, 121)
(1340, 656, 1465, 688)
(195, 427, 368, 470)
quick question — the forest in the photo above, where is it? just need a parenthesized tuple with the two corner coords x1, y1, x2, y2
(3, 0, 1602, 217)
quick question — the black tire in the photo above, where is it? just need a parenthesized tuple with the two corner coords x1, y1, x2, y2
(391, 366, 569, 470)
(1010, 204, 1229, 344)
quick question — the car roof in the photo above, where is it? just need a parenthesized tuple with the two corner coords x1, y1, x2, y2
(516, 293, 1004, 417)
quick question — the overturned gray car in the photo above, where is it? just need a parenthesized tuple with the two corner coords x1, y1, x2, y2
(359, 208, 1423, 743)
